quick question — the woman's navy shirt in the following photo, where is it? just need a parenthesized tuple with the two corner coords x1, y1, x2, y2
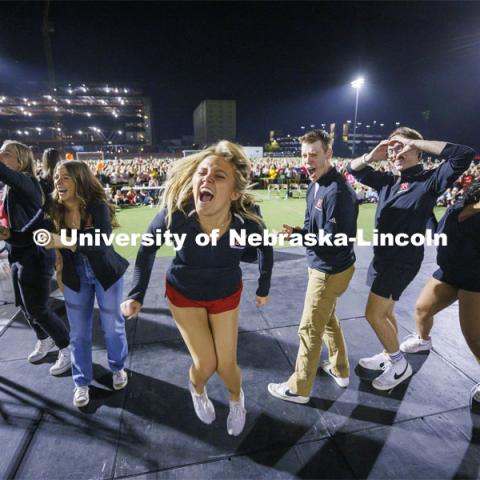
(127, 208, 274, 304)
(61, 202, 129, 292)
(436, 201, 480, 283)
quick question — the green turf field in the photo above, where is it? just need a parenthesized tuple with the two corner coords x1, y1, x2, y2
(115, 190, 447, 259)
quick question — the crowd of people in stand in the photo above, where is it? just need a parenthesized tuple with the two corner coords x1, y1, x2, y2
(29, 152, 479, 209)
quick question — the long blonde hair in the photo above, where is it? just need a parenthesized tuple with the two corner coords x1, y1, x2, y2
(2, 140, 36, 176)
(160, 140, 263, 227)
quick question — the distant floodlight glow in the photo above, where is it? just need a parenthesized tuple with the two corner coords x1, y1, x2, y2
(351, 77, 365, 89)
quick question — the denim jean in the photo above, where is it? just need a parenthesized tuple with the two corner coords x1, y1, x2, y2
(63, 253, 128, 386)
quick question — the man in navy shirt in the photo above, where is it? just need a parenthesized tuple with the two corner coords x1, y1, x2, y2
(268, 129, 358, 404)
(348, 126, 474, 391)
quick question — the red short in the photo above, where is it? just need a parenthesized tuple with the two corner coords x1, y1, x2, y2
(165, 281, 243, 314)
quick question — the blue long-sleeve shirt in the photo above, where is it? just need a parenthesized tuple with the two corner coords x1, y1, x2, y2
(347, 143, 475, 267)
(294, 167, 358, 274)
(127, 207, 274, 304)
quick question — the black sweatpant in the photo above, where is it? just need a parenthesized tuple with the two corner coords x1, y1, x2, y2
(11, 249, 69, 349)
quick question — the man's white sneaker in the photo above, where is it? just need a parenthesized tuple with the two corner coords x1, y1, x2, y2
(189, 381, 215, 424)
(113, 369, 128, 390)
(319, 361, 349, 388)
(73, 385, 90, 408)
(227, 389, 246, 436)
(28, 337, 56, 363)
(470, 383, 480, 407)
(372, 359, 413, 391)
(49, 347, 71, 376)
(267, 381, 310, 404)
(359, 351, 389, 371)
(400, 334, 432, 353)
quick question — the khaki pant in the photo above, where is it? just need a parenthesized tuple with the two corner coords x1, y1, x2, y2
(288, 265, 355, 397)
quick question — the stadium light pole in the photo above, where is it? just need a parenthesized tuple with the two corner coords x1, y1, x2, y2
(351, 77, 364, 157)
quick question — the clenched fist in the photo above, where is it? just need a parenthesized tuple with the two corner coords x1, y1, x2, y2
(121, 299, 142, 320)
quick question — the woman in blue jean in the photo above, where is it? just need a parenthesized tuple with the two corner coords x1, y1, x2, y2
(44, 160, 129, 408)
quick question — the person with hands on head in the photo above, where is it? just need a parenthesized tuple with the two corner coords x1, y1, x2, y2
(0, 140, 70, 376)
(348, 127, 475, 391)
(399, 182, 480, 407)
(268, 129, 358, 405)
(121, 140, 273, 436)
(44, 160, 129, 408)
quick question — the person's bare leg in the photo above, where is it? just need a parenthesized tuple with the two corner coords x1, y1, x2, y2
(414, 279, 458, 340)
(365, 292, 398, 352)
(169, 302, 216, 394)
(209, 307, 241, 400)
(385, 302, 398, 337)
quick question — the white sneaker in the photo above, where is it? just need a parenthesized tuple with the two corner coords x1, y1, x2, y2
(227, 389, 246, 436)
(470, 384, 480, 407)
(49, 347, 71, 376)
(73, 385, 90, 407)
(400, 334, 432, 353)
(359, 351, 389, 371)
(267, 381, 310, 404)
(189, 381, 215, 424)
(28, 337, 56, 363)
(113, 369, 128, 390)
(372, 358, 413, 391)
(319, 361, 349, 388)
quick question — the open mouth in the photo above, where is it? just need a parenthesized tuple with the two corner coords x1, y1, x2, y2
(307, 167, 316, 176)
(57, 187, 68, 195)
(199, 187, 214, 203)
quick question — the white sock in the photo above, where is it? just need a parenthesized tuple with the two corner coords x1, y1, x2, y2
(388, 350, 405, 364)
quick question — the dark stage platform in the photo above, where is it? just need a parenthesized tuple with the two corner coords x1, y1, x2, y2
(0, 246, 479, 479)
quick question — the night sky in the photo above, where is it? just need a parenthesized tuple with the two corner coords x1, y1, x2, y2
(1, 1, 480, 148)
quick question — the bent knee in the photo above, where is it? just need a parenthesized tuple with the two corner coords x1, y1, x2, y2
(415, 301, 432, 319)
(216, 360, 239, 377)
(194, 359, 217, 378)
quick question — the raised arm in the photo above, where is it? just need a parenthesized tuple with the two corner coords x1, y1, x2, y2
(0, 163, 43, 202)
(426, 143, 474, 196)
(347, 140, 395, 191)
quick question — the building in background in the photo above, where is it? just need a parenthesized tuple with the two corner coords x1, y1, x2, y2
(193, 99, 236, 147)
(341, 120, 386, 157)
(0, 84, 153, 156)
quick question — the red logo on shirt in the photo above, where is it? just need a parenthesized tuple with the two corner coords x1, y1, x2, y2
(400, 182, 409, 191)
(231, 238, 245, 250)
(315, 198, 323, 210)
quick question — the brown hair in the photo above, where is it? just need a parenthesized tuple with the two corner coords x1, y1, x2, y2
(42, 148, 62, 181)
(50, 160, 118, 231)
(388, 126, 423, 141)
(298, 129, 332, 151)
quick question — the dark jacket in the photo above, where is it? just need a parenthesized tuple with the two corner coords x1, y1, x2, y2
(0, 162, 45, 262)
(436, 200, 480, 283)
(347, 143, 474, 267)
(294, 167, 358, 274)
(128, 207, 274, 304)
(60, 202, 129, 292)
